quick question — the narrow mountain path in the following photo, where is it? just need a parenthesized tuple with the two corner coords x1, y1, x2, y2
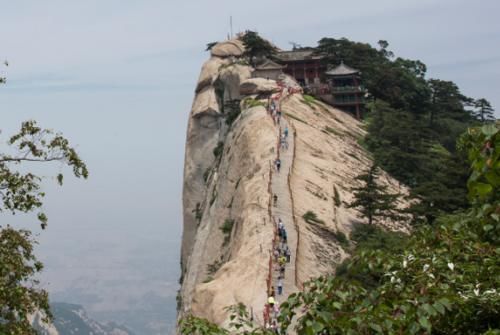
(271, 115, 299, 300)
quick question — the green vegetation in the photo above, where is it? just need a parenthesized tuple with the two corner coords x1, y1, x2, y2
(285, 112, 308, 125)
(213, 78, 225, 113)
(324, 125, 343, 137)
(179, 35, 499, 335)
(347, 164, 402, 225)
(224, 99, 242, 126)
(239, 31, 277, 65)
(176, 291, 183, 312)
(180, 123, 500, 335)
(302, 210, 325, 225)
(473, 98, 496, 123)
(213, 141, 224, 158)
(314, 37, 497, 224)
(207, 260, 223, 275)
(193, 202, 203, 224)
(220, 219, 235, 246)
(242, 97, 264, 109)
(205, 41, 217, 51)
(0, 120, 88, 334)
(203, 276, 214, 283)
(302, 94, 317, 108)
(332, 230, 349, 248)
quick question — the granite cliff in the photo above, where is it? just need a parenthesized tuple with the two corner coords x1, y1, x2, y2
(179, 37, 408, 328)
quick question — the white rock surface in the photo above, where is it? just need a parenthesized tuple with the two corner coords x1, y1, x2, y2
(240, 78, 280, 95)
(210, 38, 245, 58)
(180, 51, 410, 329)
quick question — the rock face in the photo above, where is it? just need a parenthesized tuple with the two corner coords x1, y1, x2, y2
(179, 38, 409, 328)
(239, 78, 280, 95)
(210, 38, 245, 58)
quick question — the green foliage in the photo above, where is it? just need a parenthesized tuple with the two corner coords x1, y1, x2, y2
(332, 230, 349, 248)
(179, 304, 274, 335)
(213, 141, 224, 158)
(365, 101, 470, 223)
(347, 164, 402, 225)
(242, 97, 264, 109)
(1, 120, 89, 228)
(0, 228, 51, 335)
(285, 112, 308, 125)
(350, 223, 407, 253)
(176, 290, 182, 311)
(205, 41, 217, 51)
(0, 120, 88, 334)
(207, 260, 223, 275)
(224, 99, 242, 126)
(213, 78, 225, 114)
(239, 31, 276, 65)
(179, 315, 229, 335)
(457, 123, 500, 242)
(220, 219, 234, 246)
(324, 126, 343, 137)
(302, 94, 317, 108)
(193, 202, 203, 224)
(302, 210, 324, 224)
(336, 223, 407, 289)
(472, 98, 495, 123)
(317, 37, 489, 224)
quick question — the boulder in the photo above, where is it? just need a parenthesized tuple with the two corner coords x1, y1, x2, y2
(219, 64, 252, 101)
(191, 87, 219, 118)
(196, 57, 229, 93)
(211, 39, 245, 58)
(239, 78, 280, 96)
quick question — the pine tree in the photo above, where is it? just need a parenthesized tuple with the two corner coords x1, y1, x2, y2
(347, 165, 401, 225)
(473, 98, 495, 123)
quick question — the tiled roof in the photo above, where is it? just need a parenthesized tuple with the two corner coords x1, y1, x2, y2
(325, 62, 360, 76)
(276, 50, 322, 62)
(255, 59, 285, 70)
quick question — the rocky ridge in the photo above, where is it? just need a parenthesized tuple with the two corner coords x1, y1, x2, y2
(180, 37, 409, 327)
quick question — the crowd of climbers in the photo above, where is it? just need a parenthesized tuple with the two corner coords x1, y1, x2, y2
(263, 80, 300, 333)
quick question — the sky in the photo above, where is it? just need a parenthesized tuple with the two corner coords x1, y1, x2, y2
(1, 1, 499, 334)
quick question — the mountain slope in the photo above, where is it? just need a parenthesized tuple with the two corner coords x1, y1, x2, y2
(32, 303, 135, 335)
(179, 37, 409, 327)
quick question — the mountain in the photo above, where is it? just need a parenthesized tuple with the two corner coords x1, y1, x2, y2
(178, 37, 410, 326)
(32, 302, 135, 335)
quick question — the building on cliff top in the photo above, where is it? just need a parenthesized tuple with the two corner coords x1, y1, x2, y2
(275, 50, 366, 119)
(252, 59, 285, 81)
(323, 61, 366, 119)
(275, 49, 325, 86)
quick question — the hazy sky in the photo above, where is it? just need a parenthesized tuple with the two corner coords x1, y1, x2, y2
(1, 1, 499, 333)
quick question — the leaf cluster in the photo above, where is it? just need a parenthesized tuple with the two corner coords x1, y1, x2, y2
(0, 228, 52, 335)
(1, 120, 88, 228)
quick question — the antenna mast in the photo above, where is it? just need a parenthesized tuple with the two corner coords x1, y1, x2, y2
(230, 16, 233, 38)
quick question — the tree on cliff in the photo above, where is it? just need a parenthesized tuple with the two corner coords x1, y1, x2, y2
(1, 69, 88, 334)
(317, 37, 486, 224)
(347, 164, 401, 225)
(472, 98, 496, 123)
(239, 30, 276, 66)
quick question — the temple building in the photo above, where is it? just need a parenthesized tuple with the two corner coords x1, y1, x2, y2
(275, 49, 326, 86)
(252, 59, 285, 81)
(324, 61, 365, 119)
